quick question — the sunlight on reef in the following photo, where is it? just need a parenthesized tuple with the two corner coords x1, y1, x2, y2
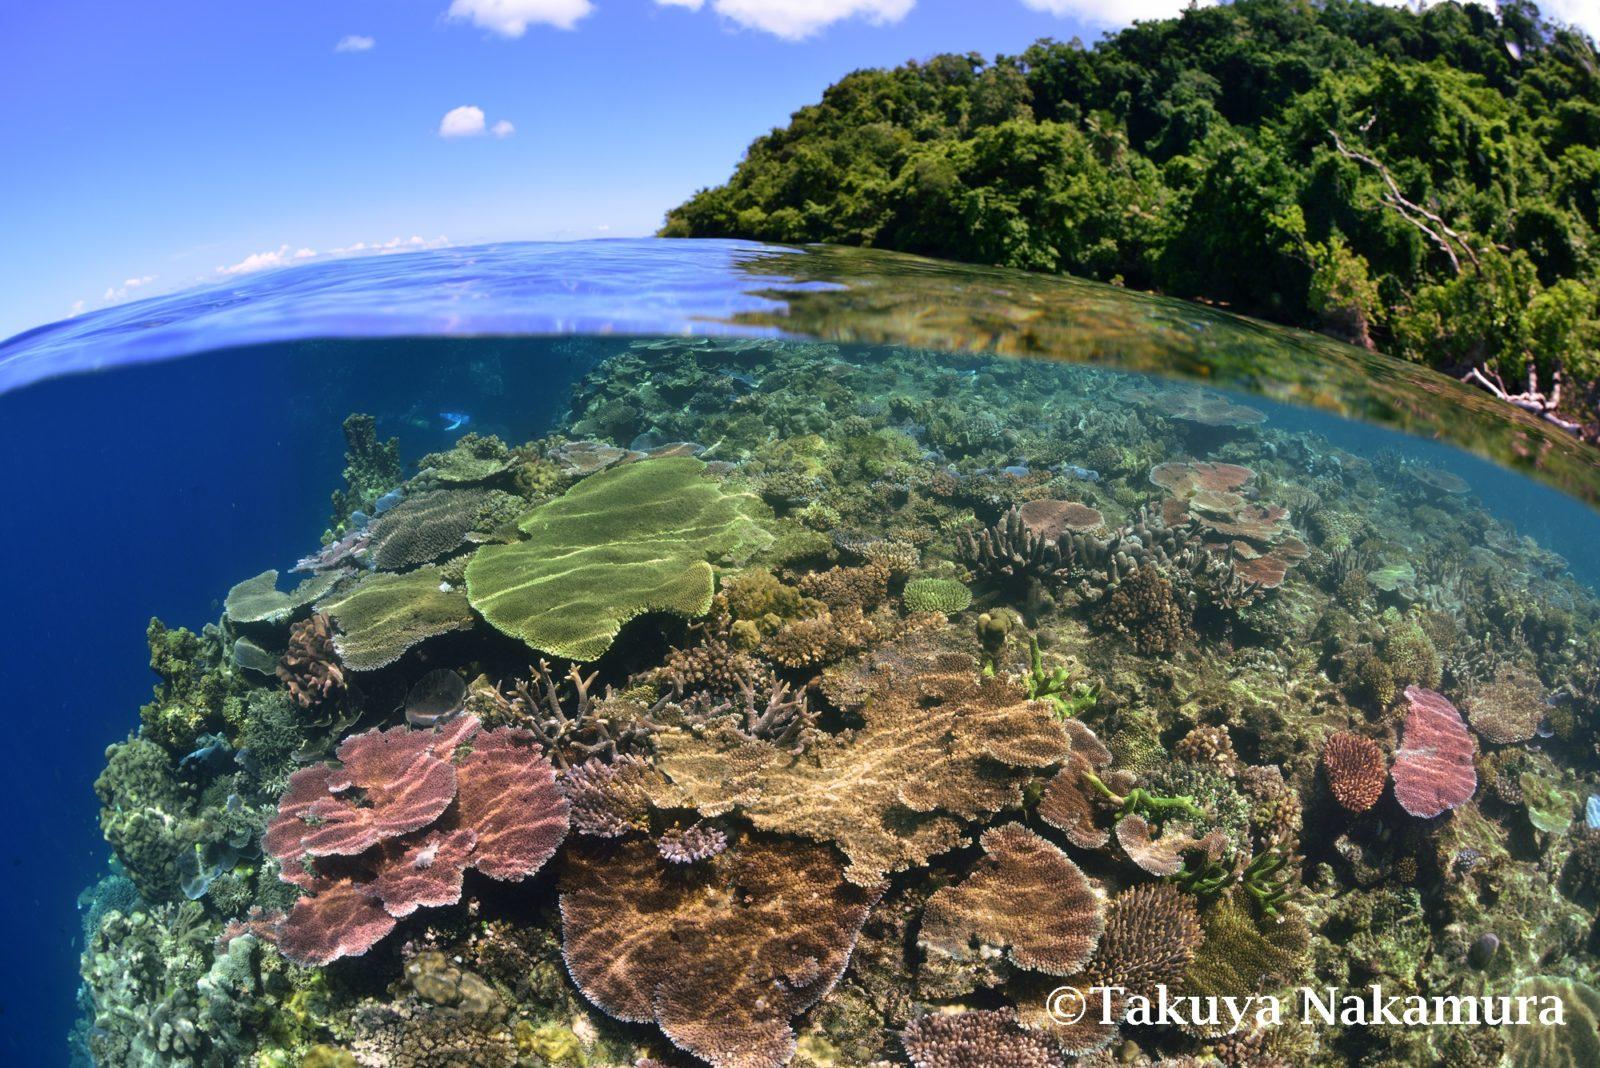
(75, 337, 1600, 1067)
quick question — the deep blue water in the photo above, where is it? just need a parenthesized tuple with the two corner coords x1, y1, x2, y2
(0, 338, 597, 1065)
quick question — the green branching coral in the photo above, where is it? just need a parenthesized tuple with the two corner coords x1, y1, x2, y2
(328, 413, 400, 533)
(138, 619, 243, 753)
(1182, 894, 1311, 1036)
(1021, 636, 1099, 717)
(466, 457, 771, 660)
(315, 566, 475, 671)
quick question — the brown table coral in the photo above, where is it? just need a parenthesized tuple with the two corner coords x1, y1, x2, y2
(558, 834, 879, 1068)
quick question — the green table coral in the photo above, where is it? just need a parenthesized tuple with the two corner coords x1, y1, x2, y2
(316, 566, 475, 671)
(224, 569, 340, 625)
(465, 457, 770, 660)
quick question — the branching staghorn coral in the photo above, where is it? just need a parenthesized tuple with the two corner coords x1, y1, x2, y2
(483, 660, 670, 770)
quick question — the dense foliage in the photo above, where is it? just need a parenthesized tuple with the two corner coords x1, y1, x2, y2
(664, 0, 1600, 431)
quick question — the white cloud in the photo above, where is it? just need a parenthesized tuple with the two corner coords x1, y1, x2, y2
(491, 118, 516, 138)
(335, 34, 376, 52)
(658, 0, 913, 37)
(439, 105, 488, 138)
(1527, 0, 1600, 36)
(447, 0, 594, 36)
(217, 245, 315, 276)
(1017, 0, 1215, 25)
(101, 274, 157, 302)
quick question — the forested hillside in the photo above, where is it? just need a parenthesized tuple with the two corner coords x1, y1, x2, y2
(664, 0, 1600, 436)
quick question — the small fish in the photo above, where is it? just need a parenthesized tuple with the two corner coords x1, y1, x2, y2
(1588, 794, 1600, 830)
(440, 411, 471, 431)
(1001, 464, 1031, 478)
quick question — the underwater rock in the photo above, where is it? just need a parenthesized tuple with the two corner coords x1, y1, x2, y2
(559, 833, 879, 1068)
(466, 457, 770, 660)
(1391, 686, 1478, 818)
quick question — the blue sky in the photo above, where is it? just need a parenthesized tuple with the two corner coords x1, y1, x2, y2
(2, 0, 1594, 341)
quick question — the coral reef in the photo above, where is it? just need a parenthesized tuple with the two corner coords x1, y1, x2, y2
(74, 341, 1600, 1067)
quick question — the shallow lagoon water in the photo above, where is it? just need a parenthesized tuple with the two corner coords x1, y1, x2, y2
(4, 240, 1600, 1066)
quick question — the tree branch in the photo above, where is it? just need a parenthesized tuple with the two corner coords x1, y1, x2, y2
(1330, 129, 1479, 274)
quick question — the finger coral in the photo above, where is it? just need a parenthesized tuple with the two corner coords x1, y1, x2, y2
(277, 612, 347, 709)
(466, 457, 771, 660)
(1321, 731, 1386, 814)
(1391, 685, 1478, 818)
(260, 715, 569, 964)
(919, 823, 1103, 976)
(559, 834, 879, 1068)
